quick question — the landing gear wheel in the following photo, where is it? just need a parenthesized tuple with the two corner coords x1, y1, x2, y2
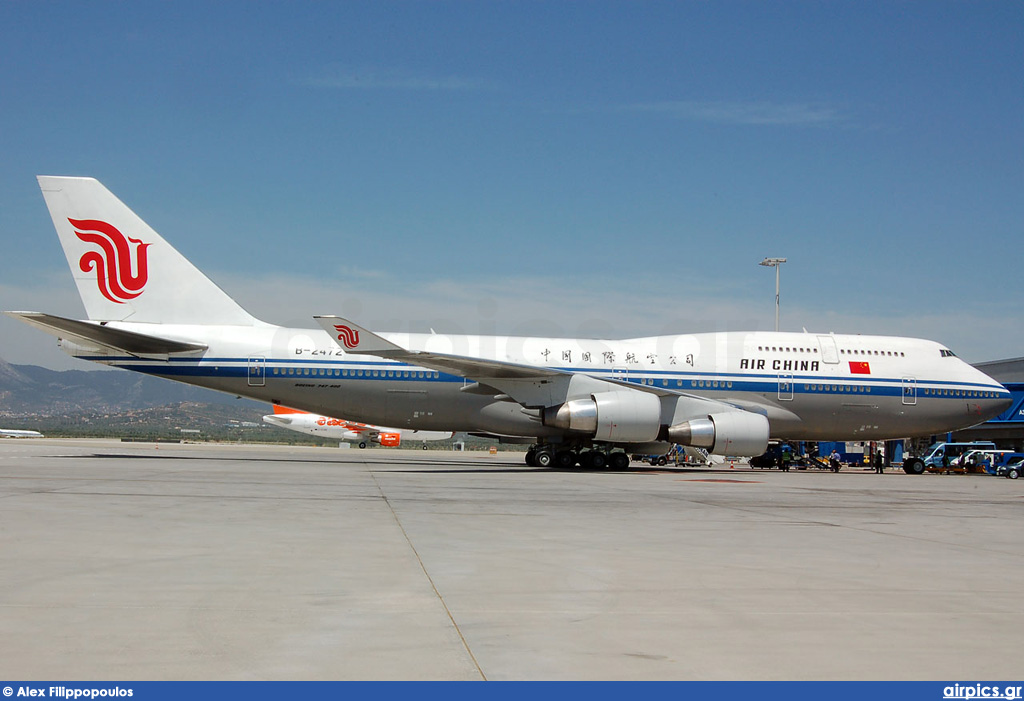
(610, 452, 630, 470)
(525, 450, 537, 467)
(534, 450, 554, 468)
(589, 451, 608, 470)
(555, 450, 577, 468)
(358, 442, 367, 449)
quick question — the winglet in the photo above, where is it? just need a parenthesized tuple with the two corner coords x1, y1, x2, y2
(313, 316, 407, 356)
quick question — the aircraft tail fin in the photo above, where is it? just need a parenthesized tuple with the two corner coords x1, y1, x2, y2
(272, 405, 308, 415)
(37, 176, 259, 326)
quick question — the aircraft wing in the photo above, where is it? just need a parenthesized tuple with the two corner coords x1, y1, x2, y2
(316, 314, 626, 408)
(5, 311, 208, 357)
(313, 314, 752, 402)
(313, 315, 748, 413)
(313, 315, 564, 381)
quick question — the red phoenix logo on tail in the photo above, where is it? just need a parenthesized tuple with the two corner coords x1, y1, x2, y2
(334, 324, 360, 349)
(70, 218, 150, 304)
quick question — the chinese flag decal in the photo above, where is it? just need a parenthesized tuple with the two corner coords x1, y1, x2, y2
(849, 361, 871, 375)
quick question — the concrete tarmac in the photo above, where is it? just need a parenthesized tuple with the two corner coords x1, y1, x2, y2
(0, 439, 1021, 680)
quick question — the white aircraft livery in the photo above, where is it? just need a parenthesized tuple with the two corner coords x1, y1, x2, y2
(5, 176, 1012, 471)
(0, 429, 43, 438)
(263, 405, 452, 448)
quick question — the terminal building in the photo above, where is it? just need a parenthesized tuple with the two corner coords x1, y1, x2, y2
(953, 358, 1024, 449)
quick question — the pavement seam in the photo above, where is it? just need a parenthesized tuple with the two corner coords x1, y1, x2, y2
(370, 470, 487, 681)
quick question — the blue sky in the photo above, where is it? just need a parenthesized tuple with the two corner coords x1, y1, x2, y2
(1, 2, 1021, 369)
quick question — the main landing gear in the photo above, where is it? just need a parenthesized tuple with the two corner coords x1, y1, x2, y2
(525, 445, 632, 471)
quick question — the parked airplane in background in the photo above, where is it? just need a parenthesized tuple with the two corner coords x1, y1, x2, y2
(263, 405, 452, 448)
(5, 177, 1013, 471)
(0, 428, 43, 438)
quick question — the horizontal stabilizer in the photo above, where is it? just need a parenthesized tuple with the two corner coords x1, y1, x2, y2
(4, 311, 208, 357)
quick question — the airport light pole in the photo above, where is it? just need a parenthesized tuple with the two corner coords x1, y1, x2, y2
(759, 257, 787, 332)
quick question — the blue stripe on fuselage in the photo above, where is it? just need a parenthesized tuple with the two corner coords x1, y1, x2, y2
(75, 354, 1008, 401)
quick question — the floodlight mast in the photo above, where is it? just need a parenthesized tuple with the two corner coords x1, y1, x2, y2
(759, 257, 787, 332)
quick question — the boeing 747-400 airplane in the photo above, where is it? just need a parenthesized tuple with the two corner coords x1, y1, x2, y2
(6, 177, 1011, 470)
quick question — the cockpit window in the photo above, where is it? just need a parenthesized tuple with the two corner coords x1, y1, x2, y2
(940, 349, 957, 358)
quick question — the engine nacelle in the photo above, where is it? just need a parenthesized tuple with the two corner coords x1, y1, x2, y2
(543, 390, 662, 443)
(375, 432, 401, 447)
(666, 411, 769, 456)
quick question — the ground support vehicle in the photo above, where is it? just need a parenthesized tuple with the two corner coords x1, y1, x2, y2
(951, 450, 1024, 474)
(750, 444, 796, 470)
(903, 441, 997, 475)
(635, 445, 712, 467)
(800, 454, 840, 471)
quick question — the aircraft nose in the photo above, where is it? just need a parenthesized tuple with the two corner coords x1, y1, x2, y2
(979, 389, 1014, 422)
(995, 392, 1013, 414)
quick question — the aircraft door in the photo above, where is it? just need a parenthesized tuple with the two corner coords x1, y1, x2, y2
(817, 335, 839, 364)
(247, 357, 266, 387)
(778, 373, 794, 401)
(902, 377, 917, 406)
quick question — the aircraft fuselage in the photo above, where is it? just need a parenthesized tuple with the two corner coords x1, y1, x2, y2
(63, 323, 1010, 443)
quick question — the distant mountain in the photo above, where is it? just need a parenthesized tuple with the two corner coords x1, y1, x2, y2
(0, 357, 33, 388)
(0, 357, 264, 416)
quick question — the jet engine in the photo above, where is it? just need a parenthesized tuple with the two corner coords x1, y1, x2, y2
(543, 388, 769, 456)
(666, 411, 769, 456)
(375, 432, 401, 447)
(542, 390, 662, 443)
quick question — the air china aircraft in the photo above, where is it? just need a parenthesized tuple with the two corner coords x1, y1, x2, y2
(5, 177, 1012, 471)
(263, 405, 452, 448)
